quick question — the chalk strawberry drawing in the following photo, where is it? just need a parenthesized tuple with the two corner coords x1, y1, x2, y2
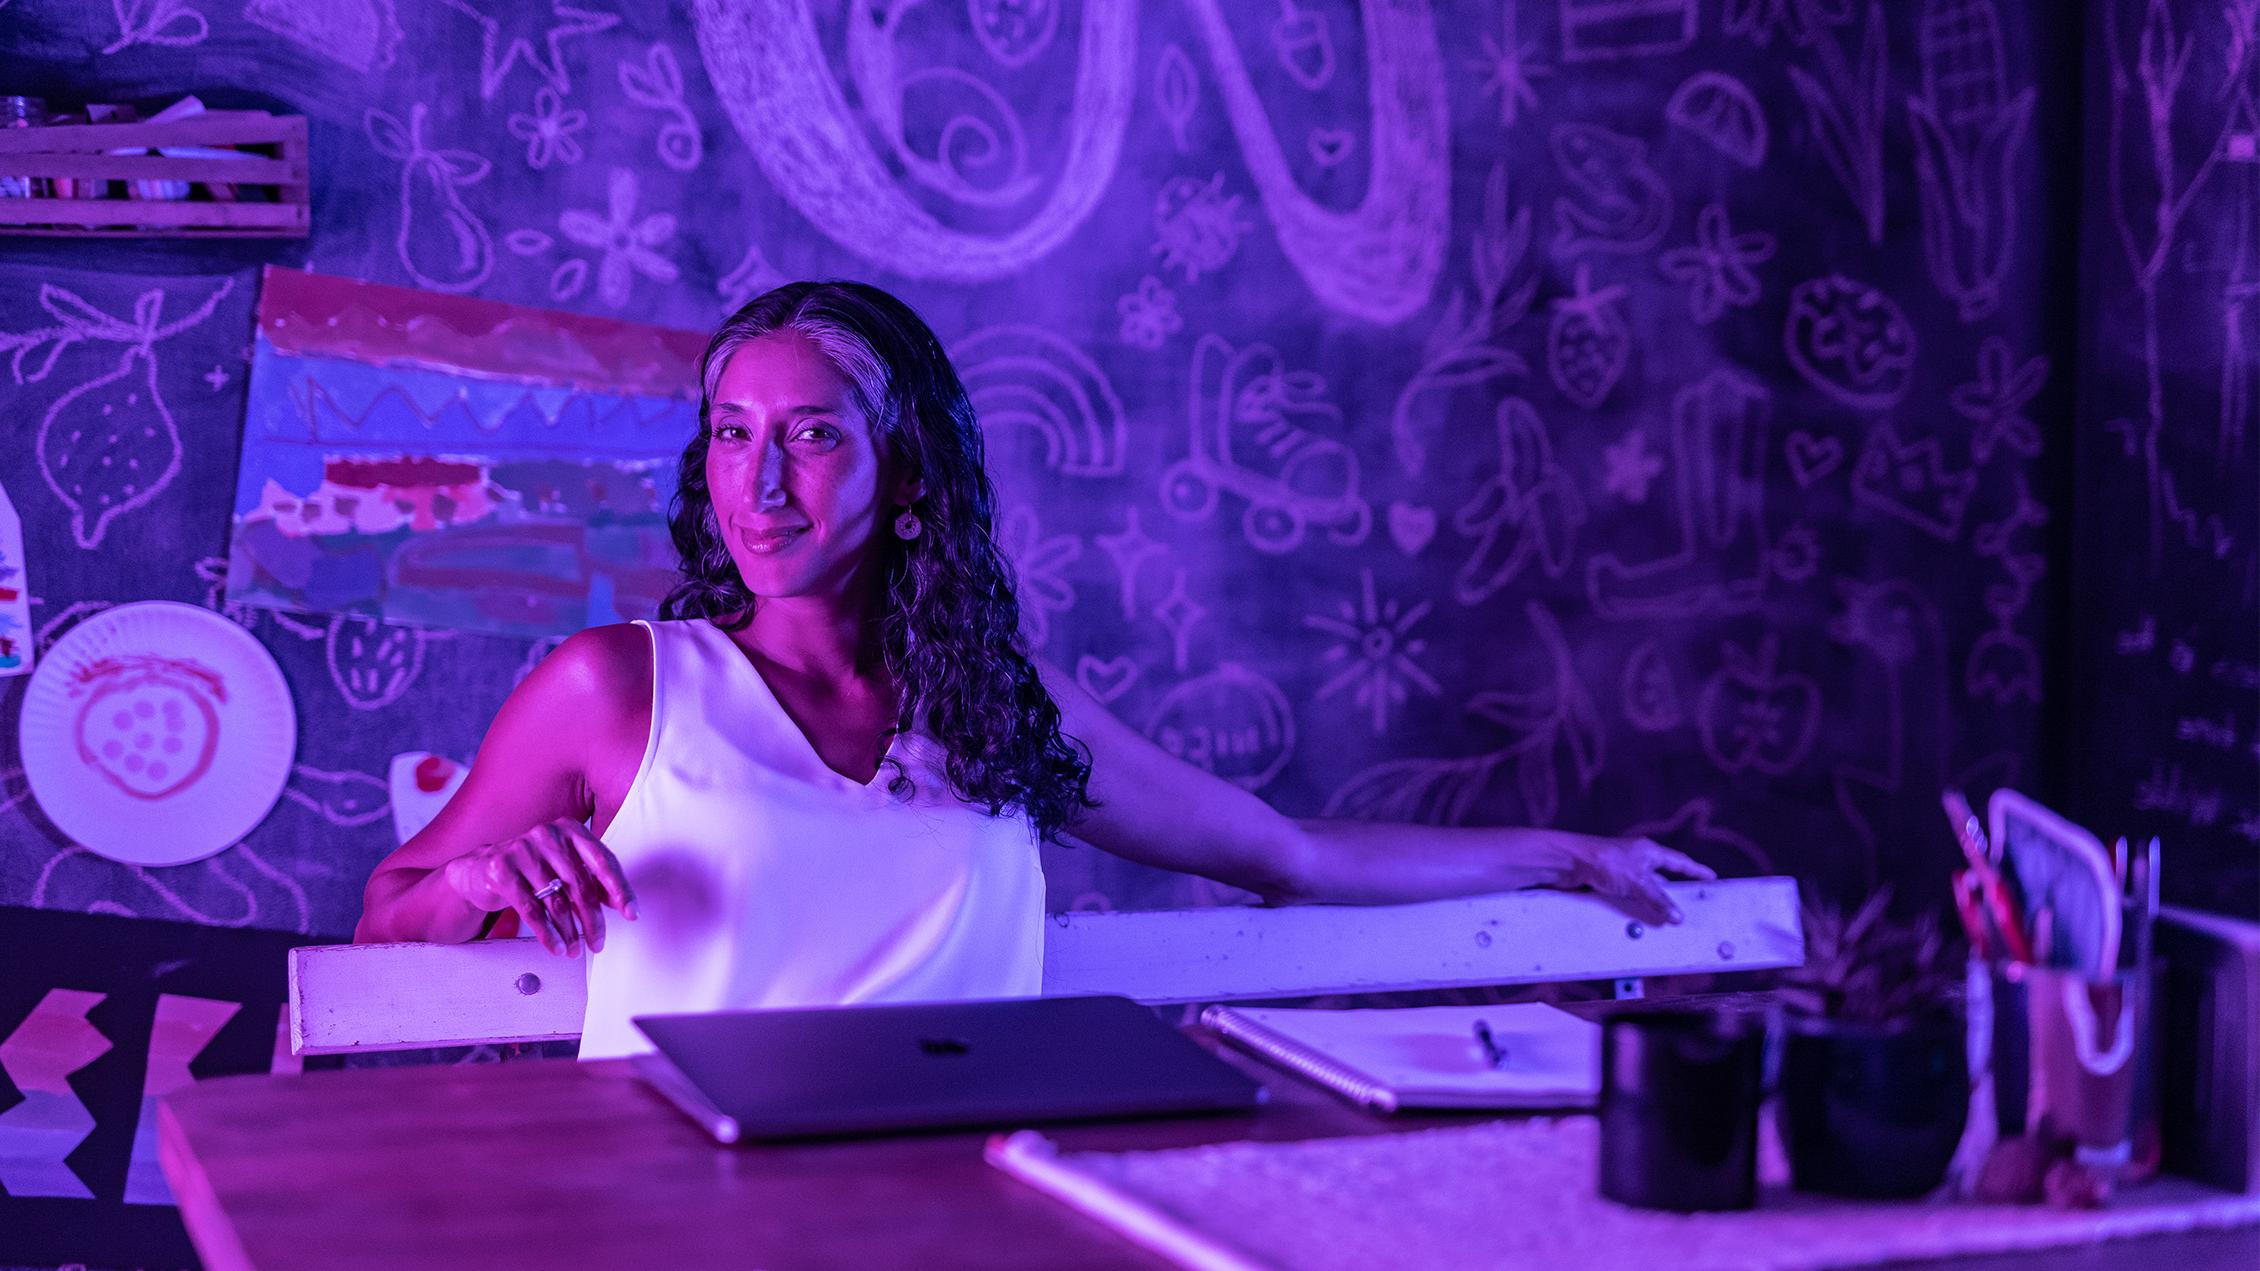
(326, 614, 427, 710)
(70, 654, 225, 801)
(1548, 266, 1629, 409)
(4, 280, 234, 550)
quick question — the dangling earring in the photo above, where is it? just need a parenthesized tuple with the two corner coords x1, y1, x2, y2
(893, 507, 922, 541)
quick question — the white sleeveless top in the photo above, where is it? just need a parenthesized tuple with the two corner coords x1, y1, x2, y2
(576, 618, 1046, 1059)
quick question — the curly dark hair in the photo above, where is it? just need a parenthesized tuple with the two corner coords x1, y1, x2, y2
(658, 281, 1095, 842)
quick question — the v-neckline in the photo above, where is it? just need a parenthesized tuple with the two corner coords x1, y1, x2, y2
(704, 619, 902, 789)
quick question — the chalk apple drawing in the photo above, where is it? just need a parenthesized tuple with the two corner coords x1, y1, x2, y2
(1696, 635, 1821, 776)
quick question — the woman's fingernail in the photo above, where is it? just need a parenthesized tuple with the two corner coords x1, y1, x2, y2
(1670, 907, 1685, 923)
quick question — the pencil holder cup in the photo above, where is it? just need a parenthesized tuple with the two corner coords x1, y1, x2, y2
(1987, 963, 2147, 1172)
(1597, 1010, 1766, 1211)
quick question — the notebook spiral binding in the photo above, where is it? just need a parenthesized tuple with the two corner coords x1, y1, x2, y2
(1200, 1005, 1400, 1114)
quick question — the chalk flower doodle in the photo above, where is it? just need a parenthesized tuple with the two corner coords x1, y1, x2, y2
(366, 104, 494, 294)
(1603, 428, 1664, 504)
(1116, 275, 1183, 350)
(1303, 569, 1440, 736)
(1453, 397, 1585, 606)
(1152, 172, 1254, 284)
(1782, 275, 1917, 409)
(1549, 123, 1672, 259)
(1665, 71, 1769, 168)
(618, 41, 704, 172)
(1950, 337, 2048, 462)
(1908, 0, 2034, 322)
(996, 506, 1082, 650)
(1472, 3, 1550, 128)
(559, 168, 681, 308)
(1323, 603, 1602, 827)
(4, 279, 234, 549)
(1391, 164, 1536, 478)
(1658, 202, 1776, 324)
(1787, 4, 1889, 243)
(1162, 334, 1371, 555)
(1548, 265, 1631, 409)
(1696, 635, 1822, 777)
(507, 86, 587, 170)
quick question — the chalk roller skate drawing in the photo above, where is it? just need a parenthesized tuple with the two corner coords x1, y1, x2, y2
(1585, 369, 1778, 620)
(1161, 333, 1371, 555)
(1907, 0, 2035, 322)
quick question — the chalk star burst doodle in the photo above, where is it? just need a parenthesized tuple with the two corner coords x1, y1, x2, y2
(1304, 569, 1440, 734)
(439, 0, 619, 102)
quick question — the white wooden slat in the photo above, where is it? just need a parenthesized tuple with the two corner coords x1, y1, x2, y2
(290, 878, 1803, 1054)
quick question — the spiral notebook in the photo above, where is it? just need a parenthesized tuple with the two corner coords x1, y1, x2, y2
(1198, 1002, 1600, 1114)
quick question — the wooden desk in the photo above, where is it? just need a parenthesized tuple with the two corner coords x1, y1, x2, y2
(161, 1037, 2259, 1271)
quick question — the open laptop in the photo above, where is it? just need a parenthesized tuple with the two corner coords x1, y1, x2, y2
(632, 994, 1268, 1143)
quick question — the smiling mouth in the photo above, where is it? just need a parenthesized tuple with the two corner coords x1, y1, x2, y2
(736, 527, 807, 554)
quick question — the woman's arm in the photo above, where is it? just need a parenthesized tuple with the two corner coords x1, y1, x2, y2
(1039, 660, 1711, 924)
(354, 625, 643, 954)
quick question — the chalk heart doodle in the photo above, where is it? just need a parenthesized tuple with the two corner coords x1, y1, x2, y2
(71, 654, 223, 801)
(1696, 635, 1821, 777)
(1161, 333, 1371, 555)
(365, 104, 493, 295)
(1144, 663, 1295, 792)
(1851, 425, 1979, 541)
(1074, 655, 1140, 706)
(1786, 430, 1845, 486)
(1386, 501, 1437, 557)
(1549, 123, 1672, 259)
(1783, 275, 1917, 409)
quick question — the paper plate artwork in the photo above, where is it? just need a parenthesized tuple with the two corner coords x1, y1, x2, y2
(20, 601, 297, 866)
(389, 750, 468, 845)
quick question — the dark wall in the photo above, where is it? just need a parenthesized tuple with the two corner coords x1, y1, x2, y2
(0, 1, 2082, 935)
(2068, 0, 2260, 919)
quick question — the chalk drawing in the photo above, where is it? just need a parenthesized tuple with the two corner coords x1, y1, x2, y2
(1550, 123, 1672, 259)
(1696, 635, 1822, 777)
(1117, 275, 1184, 350)
(956, 325, 1129, 477)
(1387, 501, 1438, 557)
(1454, 397, 1585, 605)
(438, 0, 620, 102)
(1786, 430, 1845, 488)
(1851, 424, 1979, 541)
(1658, 201, 1776, 324)
(1623, 798, 1776, 875)
(1153, 43, 1199, 153)
(1909, 0, 2034, 321)
(717, 239, 784, 312)
(323, 613, 431, 710)
(972, 0, 1061, 68)
(7, 279, 235, 549)
(1152, 172, 1254, 284)
(366, 104, 494, 294)
(1558, 0, 1697, 62)
(618, 41, 704, 172)
(1304, 568, 1440, 736)
(1967, 475, 2048, 704)
(1270, 0, 1337, 89)
(997, 505, 1082, 650)
(1146, 663, 1295, 791)
(1783, 274, 1917, 409)
(1474, 3, 1550, 128)
(1587, 370, 1776, 619)
(1096, 507, 1167, 620)
(1162, 333, 1371, 555)
(1620, 638, 1684, 732)
(1324, 603, 1601, 827)
(282, 763, 391, 827)
(1666, 72, 1768, 168)
(1153, 568, 1206, 672)
(507, 86, 587, 171)
(1548, 265, 1630, 409)
(1788, 4, 1889, 243)
(1075, 655, 1140, 707)
(1724, 0, 1854, 46)
(1603, 428, 1664, 504)
(559, 167, 679, 308)
(104, 0, 207, 53)
(243, 0, 401, 73)
(1950, 337, 2049, 462)
(1829, 578, 1952, 871)
(1392, 163, 1535, 478)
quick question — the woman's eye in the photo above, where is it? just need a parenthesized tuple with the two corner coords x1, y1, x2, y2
(711, 423, 750, 442)
(795, 425, 840, 445)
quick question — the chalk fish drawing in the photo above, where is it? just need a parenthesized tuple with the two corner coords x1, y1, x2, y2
(1162, 333, 1371, 555)
(1550, 123, 1672, 258)
(366, 105, 493, 294)
(1908, 0, 2035, 321)
(10, 279, 235, 549)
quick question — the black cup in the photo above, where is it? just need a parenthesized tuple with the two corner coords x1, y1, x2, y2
(1598, 1009, 1766, 1211)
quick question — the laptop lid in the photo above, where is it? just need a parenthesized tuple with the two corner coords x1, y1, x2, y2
(632, 994, 1267, 1143)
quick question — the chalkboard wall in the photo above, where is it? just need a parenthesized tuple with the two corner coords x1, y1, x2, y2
(0, 0, 2095, 938)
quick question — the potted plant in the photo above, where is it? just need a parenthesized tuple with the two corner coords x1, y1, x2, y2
(1776, 886, 1969, 1198)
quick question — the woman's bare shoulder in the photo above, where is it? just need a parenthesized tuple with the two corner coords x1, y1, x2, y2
(516, 622, 651, 722)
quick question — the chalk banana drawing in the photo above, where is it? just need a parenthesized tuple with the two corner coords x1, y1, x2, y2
(2, 279, 234, 549)
(1907, 0, 2035, 321)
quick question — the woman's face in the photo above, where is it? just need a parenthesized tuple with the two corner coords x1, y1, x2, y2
(704, 331, 902, 602)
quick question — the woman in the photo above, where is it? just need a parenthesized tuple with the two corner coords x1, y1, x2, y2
(356, 281, 1711, 1058)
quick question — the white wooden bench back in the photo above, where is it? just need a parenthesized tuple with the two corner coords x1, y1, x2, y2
(291, 877, 1803, 1055)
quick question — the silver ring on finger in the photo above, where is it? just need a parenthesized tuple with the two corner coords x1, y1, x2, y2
(532, 878, 566, 902)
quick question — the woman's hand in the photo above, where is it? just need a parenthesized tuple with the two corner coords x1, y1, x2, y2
(1553, 832, 1717, 926)
(440, 817, 638, 957)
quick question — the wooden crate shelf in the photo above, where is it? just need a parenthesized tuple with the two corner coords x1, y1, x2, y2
(0, 111, 308, 238)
